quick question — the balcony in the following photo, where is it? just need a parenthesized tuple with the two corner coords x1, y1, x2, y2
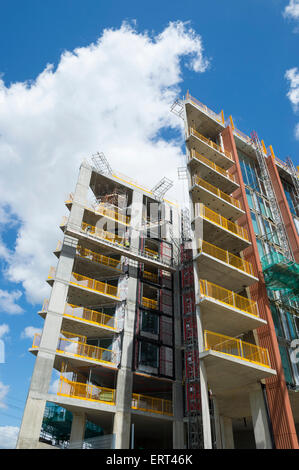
(58, 376, 116, 405)
(62, 220, 175, 272)
(141, 297, 158, 310)
(57, 377, 173, 417)
(195, 204, 251, 254)
(75, 245, 122, 276)
(190, 176, 244, 221)
(195, 240, 258, 291)
(188, 149, 239, 194)
(199, 330, 276, 396)
(65, 193, 130, 226)
(187, 127, 234, 170)
(198, 280, 266, 336)
(69, 272, 120, 303)
(39, 301, 118, 338)
(31, 332, 119, 369)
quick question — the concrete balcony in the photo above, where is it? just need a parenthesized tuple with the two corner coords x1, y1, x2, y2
(198, 280, 267, 337)
(199, 330, 276, 396)
(194, 204, 251, 254)
(47, 269, 121, 305)
(57, 376, 173, 417)
(188, 149, 239, 194)
(39, 300, 118, 338)
(30, 332, 119, 371)
(65, 193, 130, 227)
(184, 92, 225, 139)
(61, 219, 175, 272)
(190, 176, 244, 221)
(195, 240, 258, 291)
(186, 127, 234, 170)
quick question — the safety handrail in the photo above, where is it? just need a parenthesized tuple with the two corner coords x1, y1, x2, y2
(198, 240, 254, 276)
(131, 393, 173, 416)
(199, 279, 259, 317)
(76, 245, 122, 271)
(70, 272, 120, 299)
(188, 127, 233, 161)
(64, 303, 117, 330)
(200, 205, 250, 242)
(204, 330, 271, 368)
(142, 297, 158, 310)
(193, 176, 242, 210)
(58, 377, 116, 404)
(190, 149, 237, 184)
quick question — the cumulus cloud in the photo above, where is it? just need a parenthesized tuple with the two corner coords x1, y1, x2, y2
(21, 326, 42, 340)
(0, 381, 9, 409)
(0, 21, 209, 304)
(0, 324, 9, 338)
(285, 67, 299, 139)
(0, 426, 19, 449)
(283, 0, 299, 21)
(0, 290, 23, 314)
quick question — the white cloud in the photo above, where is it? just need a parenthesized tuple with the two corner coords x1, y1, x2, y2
(0, 21, 209, 304)
(0, 323, 9, 338)
(283, 0, 299, 20)
(0, 426, 19, 449)
(0, 289, 23, 314)
(285, 67, 299, 139)
(21, 326, 42, 340)
(0, 381, 9, 409)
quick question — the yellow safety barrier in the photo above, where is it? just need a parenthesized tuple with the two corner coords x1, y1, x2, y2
(186, 91, 225, 125)
(193, 176, 241, 210)
(56, 335, 116, 365)
(70, 272, 120, 299)
(81, 222, 126, 247)
(142, 297, 158, 310)
(40, 298, 49, 312)
(58, 377, 116, 405)
(188, 127, 233, 161)
(60, 216, 68, 227)
(200, 205, 249, 242)
(199, 279, 259, 317)
(95, 203, 130, 226)
(190, 149, 237, 184)
(132, 393, 173, 416)
(204, 330, 271, 368)
(199, 240, 254, 276)
(32, 333, 41, 348)
(143, 271, 159, 283)
(64, 303, 117, 330)
(76, 246, 122, 271)
(47, 266, 56, 279)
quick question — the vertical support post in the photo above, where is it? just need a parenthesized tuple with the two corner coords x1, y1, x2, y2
(249, 386, 272, 449)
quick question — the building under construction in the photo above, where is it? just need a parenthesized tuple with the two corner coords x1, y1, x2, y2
(17, 93, 299, 449)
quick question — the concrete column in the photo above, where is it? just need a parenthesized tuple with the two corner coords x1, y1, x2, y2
(113, 189, 143, 449)
(69, 412, 86, 449)
(249, 387, 272, 449)
(220, 416, 234, 449)
(213, 397, 222, 449)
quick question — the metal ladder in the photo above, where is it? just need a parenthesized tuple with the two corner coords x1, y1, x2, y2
(250, 131, 293, 261)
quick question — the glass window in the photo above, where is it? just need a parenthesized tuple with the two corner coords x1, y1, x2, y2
(139, 341, 159, 368)
(141, 311, 159, 335)
(250, 211, 259, 235)
(245, 188, 254, 209)
(256, 239, 264, 259)
(286, 311, 297, 340)
(279, 344, 294, 384)
(270, 304, 283, 337)
(258, 197, 267, 217)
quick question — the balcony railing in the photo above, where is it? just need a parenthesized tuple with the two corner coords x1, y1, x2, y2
(142, 297, 158, 310)
(132, 393, 173, 416)
(76, 246, 122, 271)
(199, 279, 259, 317)
(188, 127, 233, 162)
(199, 205, 250, 242)
(198, 240, 254, 276)
(64, 303, 117, 330)
(204, 330, 271, 368)
(192, 176, 242, 210)
(190, 149, 237, 184)
(58, 377, 116, 404)
(185, 91, 224, 125)
(70, 273, 120, 299)
(81, 222, 126, 247)
(57, 377, 173, 415)
(143, 271, 159, 283)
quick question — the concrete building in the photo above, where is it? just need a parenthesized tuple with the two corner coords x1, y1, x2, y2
(17, 93, 299, 449)
(16, 155, 184, 449)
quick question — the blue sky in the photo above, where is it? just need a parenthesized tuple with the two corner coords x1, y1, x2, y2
(0, 0, 298, 448)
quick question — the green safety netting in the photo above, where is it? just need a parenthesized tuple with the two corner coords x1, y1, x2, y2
(41, 402, 103, 442)
(261, 252, 299, 301)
